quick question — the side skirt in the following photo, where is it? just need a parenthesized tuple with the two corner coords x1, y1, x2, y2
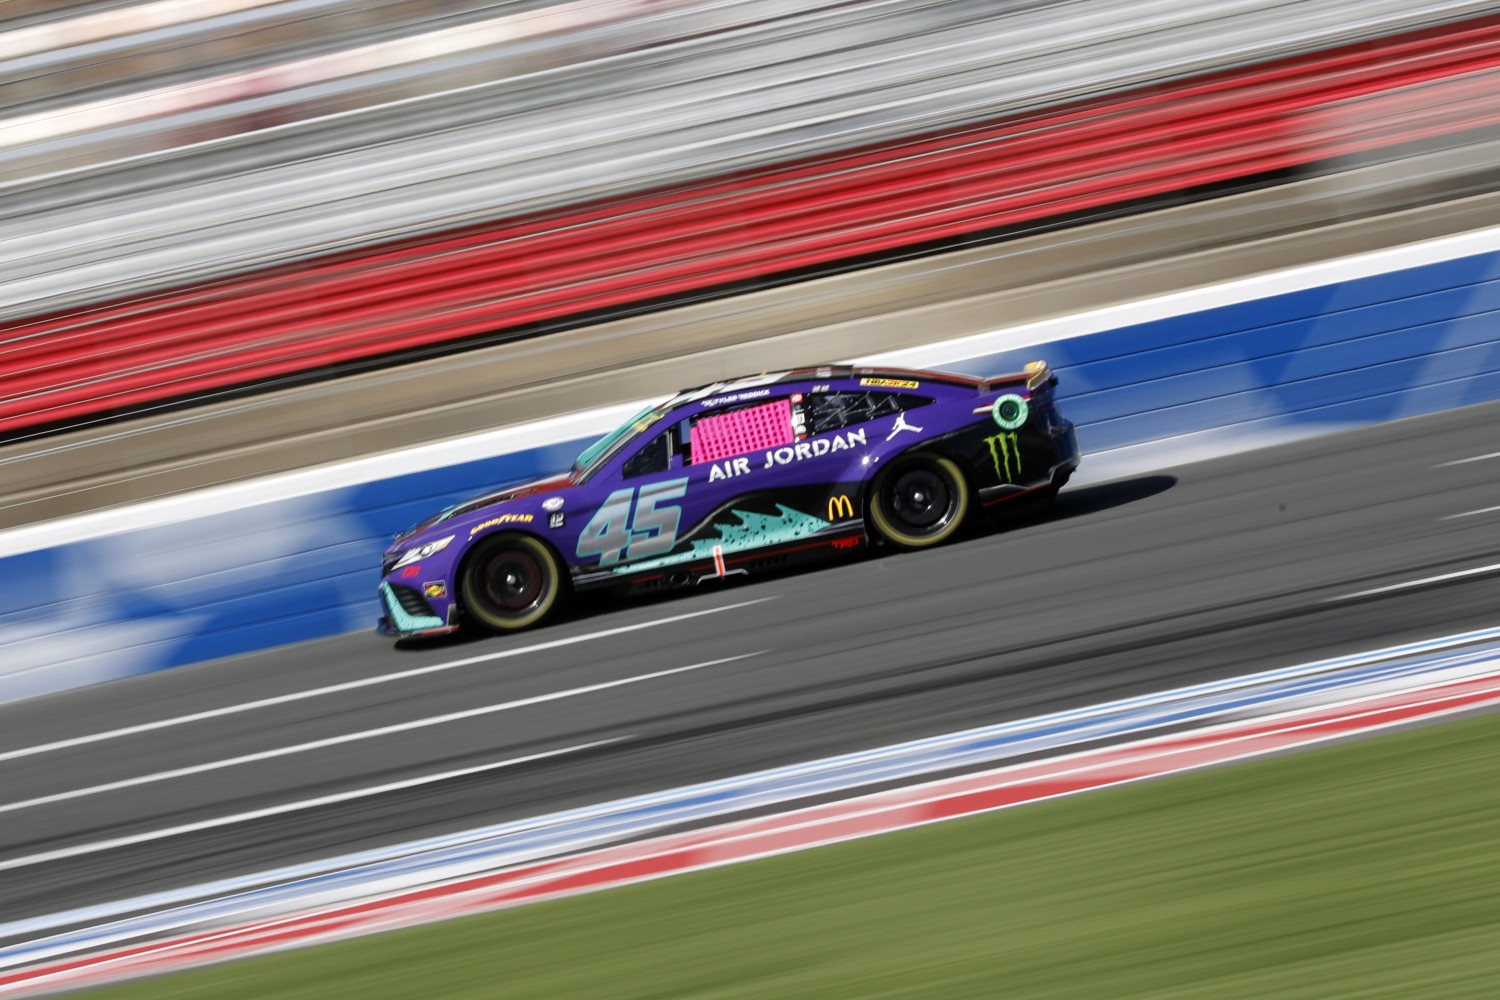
(573, 528, 868, 594)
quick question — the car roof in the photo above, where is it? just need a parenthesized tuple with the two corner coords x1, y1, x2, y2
(665, 365, 982, 407)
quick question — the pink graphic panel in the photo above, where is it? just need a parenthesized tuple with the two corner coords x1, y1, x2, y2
(690, 399, 794, 464)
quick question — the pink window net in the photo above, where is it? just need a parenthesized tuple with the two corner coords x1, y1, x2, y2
(690, 398, 794, 465)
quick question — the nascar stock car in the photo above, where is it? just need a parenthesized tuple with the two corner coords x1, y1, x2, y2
(378, 362, 1080, 638)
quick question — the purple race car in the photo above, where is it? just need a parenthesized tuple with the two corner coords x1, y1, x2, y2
(379, 362, 1079, 637)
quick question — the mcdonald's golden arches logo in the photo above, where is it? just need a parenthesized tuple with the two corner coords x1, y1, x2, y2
(827, 494, 855, 521)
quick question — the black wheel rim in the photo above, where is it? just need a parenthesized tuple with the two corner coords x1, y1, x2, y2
(479, 548, 546, 617)
(884, 466, 956, 535)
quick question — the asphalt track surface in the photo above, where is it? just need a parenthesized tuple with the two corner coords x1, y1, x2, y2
(4, 402, 1500, 926)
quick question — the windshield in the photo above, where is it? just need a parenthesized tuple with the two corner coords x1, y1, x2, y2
(572, 405, 668, 475)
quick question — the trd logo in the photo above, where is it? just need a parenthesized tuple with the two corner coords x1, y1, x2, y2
(827, 494, 855, 521)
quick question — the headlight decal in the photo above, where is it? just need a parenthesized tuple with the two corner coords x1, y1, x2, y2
(391, 535, 454, 571)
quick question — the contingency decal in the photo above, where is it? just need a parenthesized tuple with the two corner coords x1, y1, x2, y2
(860, 377, 920, 389)
(617, 504, 832, 573)
(990, 393, 1029, 430)
(985, 432, 1023, 483)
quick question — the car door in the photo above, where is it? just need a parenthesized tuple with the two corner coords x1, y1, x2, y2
(579, 392, 846, 577)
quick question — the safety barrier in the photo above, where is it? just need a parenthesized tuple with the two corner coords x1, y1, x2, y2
(6, 13, 1500, 437)
(2, 222, 1499, 702)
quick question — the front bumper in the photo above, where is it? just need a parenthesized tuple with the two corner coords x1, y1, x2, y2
(377, 581, 460, 639)
(376, 615, 460, 639)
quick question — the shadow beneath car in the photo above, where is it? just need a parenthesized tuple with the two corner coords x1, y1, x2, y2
(391, 628, 492, 653)
(388, 581, 746, 653)
(1050, 474, 1177, 520)
(996, 473, 1178, 531)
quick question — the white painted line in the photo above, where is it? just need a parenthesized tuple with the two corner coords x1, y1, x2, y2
(8, 622, 1499, 954)
(0, 653, 757, 816)
(1443, 505, 1500, 520)
(5, 625, 1500, 963)
(1437, 451, 1500, 467)
(0, 600, 767, 766)
(1327, 563, 1500, 601)
(0, 741, 619, 874)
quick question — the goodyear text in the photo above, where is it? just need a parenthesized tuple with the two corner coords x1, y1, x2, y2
(470, 513, 534, 535)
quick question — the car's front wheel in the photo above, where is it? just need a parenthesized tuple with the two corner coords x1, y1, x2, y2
(867, 452, 970, 550)
(461, 533, 566, 633)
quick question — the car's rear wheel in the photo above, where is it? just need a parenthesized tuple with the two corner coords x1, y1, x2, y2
(867, 452, 970, 550)
(461, 533, 565, 633)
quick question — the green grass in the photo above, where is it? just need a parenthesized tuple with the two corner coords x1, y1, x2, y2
(93, 713, 1500, 999)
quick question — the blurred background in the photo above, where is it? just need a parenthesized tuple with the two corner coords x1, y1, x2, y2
(5, 3, 1500, 995)
(4, 0, 1499, 514)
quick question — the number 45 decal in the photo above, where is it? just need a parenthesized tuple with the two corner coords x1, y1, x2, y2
(575, 478, 688, 567)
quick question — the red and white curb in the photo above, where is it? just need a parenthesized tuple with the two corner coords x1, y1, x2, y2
(6, 667, 1500, 996)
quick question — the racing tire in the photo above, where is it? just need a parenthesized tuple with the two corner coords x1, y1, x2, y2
(461, 533, 566, 633)
(868, 452, 971, 550)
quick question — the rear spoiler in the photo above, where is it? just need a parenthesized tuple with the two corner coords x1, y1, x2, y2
(980, 359, 1053, 393)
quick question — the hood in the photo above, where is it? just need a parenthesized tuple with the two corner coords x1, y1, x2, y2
(391, 472, 576, 548)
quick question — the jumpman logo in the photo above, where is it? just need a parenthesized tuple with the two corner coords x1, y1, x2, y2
(885, 411, 923, 441)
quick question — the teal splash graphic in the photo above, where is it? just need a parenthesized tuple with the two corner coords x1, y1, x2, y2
(617, 504, 831, 572)
(380, 582, 445, 632)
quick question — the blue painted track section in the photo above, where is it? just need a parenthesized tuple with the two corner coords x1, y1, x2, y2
(951, 249, 1500, 450)
(3, 245, 1499, 697)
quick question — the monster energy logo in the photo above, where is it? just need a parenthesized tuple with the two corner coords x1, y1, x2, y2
(985, 432, 1022, 483)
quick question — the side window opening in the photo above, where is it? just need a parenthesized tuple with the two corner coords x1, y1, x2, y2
(626, 391, 931, 477)
(688, 397, 795, 465)
(622, 428, 673, 479)
(621, 408, 728, 478)
(805, 391, 931, 435)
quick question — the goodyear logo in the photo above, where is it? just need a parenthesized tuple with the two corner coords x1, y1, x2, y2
(860, 377, 920, 389)
(470, 513, 534, 535)
(985, 432, 1022, 483)
(827, 494, 855, 521)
